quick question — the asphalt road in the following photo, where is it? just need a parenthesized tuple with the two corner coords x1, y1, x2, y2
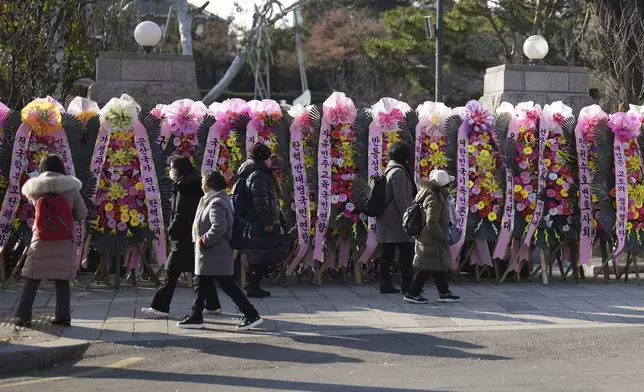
(2, 328, 644, 391)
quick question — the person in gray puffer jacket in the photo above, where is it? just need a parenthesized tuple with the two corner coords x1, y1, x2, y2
(376, 142, 417, 294)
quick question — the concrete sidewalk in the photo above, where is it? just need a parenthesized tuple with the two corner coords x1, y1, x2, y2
(2, 276, 644, 372)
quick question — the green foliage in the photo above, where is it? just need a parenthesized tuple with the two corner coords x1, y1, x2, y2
(0, 0, 96, 107)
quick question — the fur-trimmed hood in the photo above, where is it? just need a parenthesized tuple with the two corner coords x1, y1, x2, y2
(415, 178, 448, 204)
(22, 172, 82, 198)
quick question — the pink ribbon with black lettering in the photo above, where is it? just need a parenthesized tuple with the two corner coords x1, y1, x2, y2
(524, 122, 549, 246)
(201, 121, 224, 174)
(313, 120, 332, 261)
(0, 124, 30, 253)
(613, 141, 628, 256)
(494, 119, 520, 260)
(574, 127, 593, 265)
(286, 123, 311, 273)
(133, 121, 167, 265)
(449, 121, 470, 269)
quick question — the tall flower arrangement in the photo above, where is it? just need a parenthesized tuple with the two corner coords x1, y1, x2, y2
(413, 102, 452, 183)
(0, 97, 76, 251)
(202, 99, 250, 191)
(89, 95, 166, 266)
(0, 102, 13, 202)
(246, 99, 283, 157)
(313, 92, 363, 263)
(446, 100, 503, 270)
(529, 102, 578, 251)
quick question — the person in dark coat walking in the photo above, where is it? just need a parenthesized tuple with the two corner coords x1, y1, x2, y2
(376, 142, 417, 294)
(236, 143, 285, 298)
(404, 170, 460, 304)
(178, 170, 263, 330)
(142, 157, 220, 318)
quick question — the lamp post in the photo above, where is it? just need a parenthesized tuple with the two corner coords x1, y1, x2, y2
(424, 0, 443, 103)
(523, 35, 549, 65)
(134, 21, 162, 53)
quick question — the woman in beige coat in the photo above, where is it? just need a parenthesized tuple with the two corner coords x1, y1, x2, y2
(14, 155, 87, 327)
(404, 170, 460, 304)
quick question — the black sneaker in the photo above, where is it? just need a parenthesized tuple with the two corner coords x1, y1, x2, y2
(14, 318, 31, 328)
(404, 294, 428, 304)
(380, 284, 401, 294)
(247, 288, 271, 298)
(236, 315, 263, 331)
(177, 315, 204, 329)
(50, 319, 71, 327)
(438, 292, 461, 303)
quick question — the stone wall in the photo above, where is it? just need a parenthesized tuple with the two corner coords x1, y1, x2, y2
(88, 52, 200, 111)
(479, 64, 595, 114)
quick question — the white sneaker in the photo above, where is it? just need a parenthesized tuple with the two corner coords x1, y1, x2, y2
(140, 307, 169, 318)
(203, 308, 222, 315)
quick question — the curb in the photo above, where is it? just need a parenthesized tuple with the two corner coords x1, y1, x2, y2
(0, 338, 90, 375)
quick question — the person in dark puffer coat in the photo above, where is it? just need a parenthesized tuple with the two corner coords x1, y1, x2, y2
(237, 143, 285, 298)
(142, 157, 220, 318)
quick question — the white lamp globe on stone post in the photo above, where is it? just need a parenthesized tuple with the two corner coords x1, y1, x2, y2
(134, 21, 162, 53)
(523, 35, 549, 64)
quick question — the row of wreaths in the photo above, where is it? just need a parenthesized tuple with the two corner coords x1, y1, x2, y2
(0, 94, 643, 277)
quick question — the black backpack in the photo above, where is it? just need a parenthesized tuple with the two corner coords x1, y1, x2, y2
(229, 174, 254, 250)
(402, 202, 424, 237)
(363, 167, 395, 217)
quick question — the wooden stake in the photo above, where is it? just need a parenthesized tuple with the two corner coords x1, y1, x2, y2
(354, 260, 362, 285)
(539, 248, 548, 284)
(2, 245, 29, 289)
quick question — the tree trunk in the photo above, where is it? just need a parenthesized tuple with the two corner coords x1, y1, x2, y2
(175, 0, 192, 56)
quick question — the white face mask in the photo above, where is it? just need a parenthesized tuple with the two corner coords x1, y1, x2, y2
(169, 169, 179, 182)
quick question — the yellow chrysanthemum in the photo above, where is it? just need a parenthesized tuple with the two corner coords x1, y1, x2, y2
(523, 146, 532, 154)
(105, 203, 114, 211)
(591, 194, 598, 203)
(525, 214, 533, 222)
(487, 212, 497, 222)
(430, 143, 439, 151)
(627, 221, 633, 231)
(129, 209, 138, 218)
(469, 180, 475, 189)
(476, 201, 485, 210)
(226, 138, 236, 147)
(428, 152, 447, 168)
(120, 205, 129, 214)
(108, 183, 127, 200)
(514, 184, 523, 193)
(135, 182, 144, 191)
(561, 189, 569, 197)
(556, 178, 564, 185)
(521, 189, 529, 199)
(130, 218, 140, 227)
(419, 158, 428, 167)
(544, 158, 552, 167)
(120, 213, 130, 223)
(467, 145, 475, 153)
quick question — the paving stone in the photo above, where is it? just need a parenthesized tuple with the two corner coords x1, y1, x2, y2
(312, 317, 350, 331)
(412, 315, 458, 328)
(274, 319, 317, 332)
(380, 316, 420, 328)
(343, 316, 387, 329)
(496, 300, 537, 313)
(303, 304, 340, 318)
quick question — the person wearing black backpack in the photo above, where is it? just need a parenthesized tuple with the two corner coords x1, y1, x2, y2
(14, 155, 88, 327)
(235, 143, 285, 298)
(404, 170, 460, 304)
(376, 142, 417, 294)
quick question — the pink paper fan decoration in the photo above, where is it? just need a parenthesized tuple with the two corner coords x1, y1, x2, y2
(164, 99, 207, 135)
(323, 92, 357, 125)
(608, 111, 641, 142)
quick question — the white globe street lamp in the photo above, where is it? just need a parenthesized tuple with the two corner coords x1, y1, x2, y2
(523, 35, 549, 64)
(134, 21, 162, 53)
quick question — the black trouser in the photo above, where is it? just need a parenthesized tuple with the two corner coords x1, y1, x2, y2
(16, 278, 71, 321)
(192, 275, 259, 319)
(247, 264, 271, 291)
(150, 270, 220, 313)
(380, 242, 414, 291)
(408, 270, 450, 296)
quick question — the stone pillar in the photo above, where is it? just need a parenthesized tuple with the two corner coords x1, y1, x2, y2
(88, 52, 200, 111)
(479, 64, 594, 114)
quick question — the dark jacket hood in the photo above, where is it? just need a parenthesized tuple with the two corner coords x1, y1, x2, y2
(237, 159, 272, 178)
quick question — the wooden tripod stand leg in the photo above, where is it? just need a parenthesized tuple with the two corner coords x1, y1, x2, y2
(355, 260, 363, 284)
(113, 256, 120, 289)
(539, 248, 548, 284)
(2, 245, 29, 289)
(0, 246, 6, 287)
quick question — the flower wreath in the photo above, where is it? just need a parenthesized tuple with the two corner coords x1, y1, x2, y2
(89, 94, 166, 267)
(0, 97, 78, 253)
(574, 105, 608, 265)
(413, 101, 452, 183)
(313, 92, 362, 263)
(526, 102, 578, 252)
(494, 101, 541, 264)
(0, 101, 11, 198)
(447, 100, 504, 270)
(202, 99, 250, 192)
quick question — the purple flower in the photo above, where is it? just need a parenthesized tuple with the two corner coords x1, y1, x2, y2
(117, 222, 127, 231)
(464, 100, 494, 134)
(546, 189, 556, 198)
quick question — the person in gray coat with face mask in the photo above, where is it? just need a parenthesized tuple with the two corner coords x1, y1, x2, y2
(177, 170, 263, 331)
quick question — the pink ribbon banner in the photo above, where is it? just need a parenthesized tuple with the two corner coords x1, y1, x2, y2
(201, 122, 224, 173)
(245, 120, 258, 158)
(358, 117, 385, 264)
(313, 121, 332, 261)
(286, 126, 311, 273)
(0, 124, 30, 253)
(413, 127, 424, 184)
(524, 123, 549, 246)
(449, 122, 470, 269)
(83, 126, 110, 267)
(134, 122, 167, 265)
(574, 128, 593, 265)
(493, 119, 520, 260)
(613, 141, 628, 257)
